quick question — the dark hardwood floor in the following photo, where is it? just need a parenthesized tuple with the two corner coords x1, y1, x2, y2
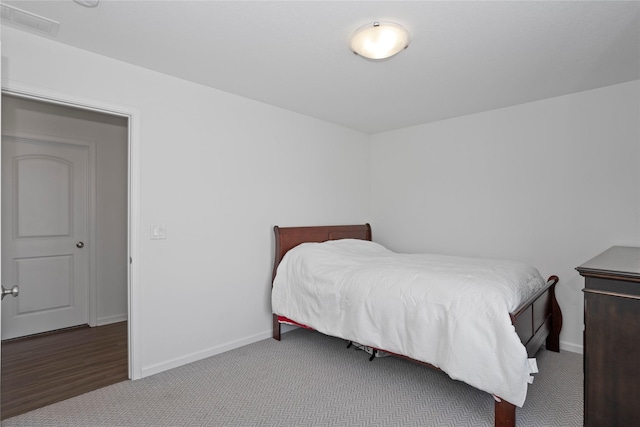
(1, 322, 128, 420)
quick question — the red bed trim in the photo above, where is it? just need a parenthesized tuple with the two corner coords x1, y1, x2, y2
(276, 315, 314, 329)
(277, 316, 403, 359)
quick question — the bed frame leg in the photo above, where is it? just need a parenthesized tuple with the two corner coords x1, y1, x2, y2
(545, 275, 562, 353)
(494, 399, 516, 427)
(272, 314, 281, 341)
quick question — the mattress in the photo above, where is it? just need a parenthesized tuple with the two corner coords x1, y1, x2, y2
(271, 239, 546, 407)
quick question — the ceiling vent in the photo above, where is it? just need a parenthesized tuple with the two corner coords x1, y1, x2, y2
(74, 0, 99, 7)
(1, 3, 59, 37)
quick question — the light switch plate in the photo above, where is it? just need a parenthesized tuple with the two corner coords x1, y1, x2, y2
(151, 224, 166, 240)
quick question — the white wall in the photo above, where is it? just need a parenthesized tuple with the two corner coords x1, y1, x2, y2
(1, 95, 129, 325)
(1, 27, 370, 376)
(3, 24, 637, 376)
(370, 80, 640, 353)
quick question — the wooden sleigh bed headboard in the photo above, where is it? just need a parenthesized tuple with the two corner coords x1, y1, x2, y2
(272, 223, 372, 281)
(270, 223, 562, 427)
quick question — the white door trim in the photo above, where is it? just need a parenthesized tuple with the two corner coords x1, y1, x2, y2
(1, 81, 142, 380)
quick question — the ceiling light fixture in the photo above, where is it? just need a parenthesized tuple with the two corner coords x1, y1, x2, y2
(349, 21, 410, 60)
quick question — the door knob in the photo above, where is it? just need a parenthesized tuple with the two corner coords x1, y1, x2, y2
(1, 285, 19, 300)
(76, 241, 85, 248)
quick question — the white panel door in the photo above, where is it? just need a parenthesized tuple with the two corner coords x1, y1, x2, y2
(1, 136, 89, 339)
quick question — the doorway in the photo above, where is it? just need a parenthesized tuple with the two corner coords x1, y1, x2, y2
(0, 94, 130, 418)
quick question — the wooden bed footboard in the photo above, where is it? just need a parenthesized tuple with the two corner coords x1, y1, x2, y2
(270, 224, 562, 427)
(511, 275, 562, 356)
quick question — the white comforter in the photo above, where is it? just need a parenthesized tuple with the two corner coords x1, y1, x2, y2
(271, 239, 547, 407)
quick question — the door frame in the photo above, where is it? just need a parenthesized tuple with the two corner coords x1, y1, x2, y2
(1, 81, 142, 380)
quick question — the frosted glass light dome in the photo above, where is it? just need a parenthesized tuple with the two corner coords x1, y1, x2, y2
(349, 21, 410, 60)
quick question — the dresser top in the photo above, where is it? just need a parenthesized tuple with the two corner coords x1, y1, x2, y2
(577, 246, 640, 279)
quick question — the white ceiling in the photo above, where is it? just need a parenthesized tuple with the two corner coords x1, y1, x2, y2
(3, 0, 639, 134)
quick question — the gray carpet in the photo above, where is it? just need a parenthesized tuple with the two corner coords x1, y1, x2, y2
(3, 328, 583, 426)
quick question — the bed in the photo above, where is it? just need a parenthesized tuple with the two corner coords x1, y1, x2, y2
(270, 224, 562, 427)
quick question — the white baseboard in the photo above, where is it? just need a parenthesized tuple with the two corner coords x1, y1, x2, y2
(560, 340, 583, 354)
(140, 329, 273, 378)
(97, 313, 128, 326)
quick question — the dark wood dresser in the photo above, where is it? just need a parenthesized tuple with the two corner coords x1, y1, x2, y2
(577, 246, 640, 426)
